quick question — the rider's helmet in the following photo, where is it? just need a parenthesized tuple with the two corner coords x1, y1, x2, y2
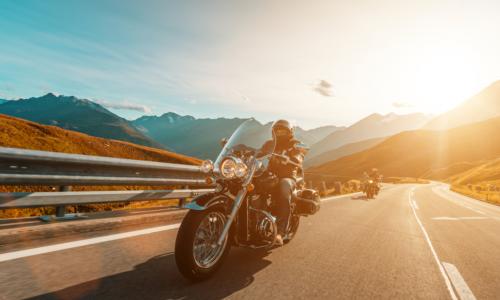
(272, 119, 294, 141)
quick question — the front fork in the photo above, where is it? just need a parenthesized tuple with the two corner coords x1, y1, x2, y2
(216, 158, 257, 246)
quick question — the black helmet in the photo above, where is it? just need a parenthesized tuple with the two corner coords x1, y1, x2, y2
(272, 119, 293, 139)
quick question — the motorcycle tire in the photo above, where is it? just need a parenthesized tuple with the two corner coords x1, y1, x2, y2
(284, 215, 300, 244)
(175, 204, 231, 282)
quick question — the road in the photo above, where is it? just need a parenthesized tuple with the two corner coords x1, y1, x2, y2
(1, 183, 500, 299)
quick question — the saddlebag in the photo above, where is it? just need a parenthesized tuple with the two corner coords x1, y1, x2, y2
(294, 189, 321, 215)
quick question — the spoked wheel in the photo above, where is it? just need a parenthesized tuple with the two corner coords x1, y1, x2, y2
(175, 205, 230, 281)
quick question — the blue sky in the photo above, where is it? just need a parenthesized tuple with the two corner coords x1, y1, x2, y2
(1, 0, 500, 128)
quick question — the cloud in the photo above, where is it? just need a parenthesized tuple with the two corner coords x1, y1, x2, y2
(94, 99, 152, 113)
(392, 101, 414, 108)
(313, 80, 334, 97)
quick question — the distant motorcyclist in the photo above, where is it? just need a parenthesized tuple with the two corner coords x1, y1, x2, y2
(368, 168, 381, 194)
(259, 120, 304, 246)
(368, 168, 379, 181)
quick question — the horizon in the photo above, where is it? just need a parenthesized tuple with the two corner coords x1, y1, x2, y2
(2, 1, 500, 128)
(1, 91, 438, 129)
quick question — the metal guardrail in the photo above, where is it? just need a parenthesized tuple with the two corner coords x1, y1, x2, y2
(0, 147, 214, 217)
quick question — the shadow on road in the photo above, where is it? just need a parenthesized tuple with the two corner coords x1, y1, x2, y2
(351, 195, 368, 201)
(28, 247, 272, 300)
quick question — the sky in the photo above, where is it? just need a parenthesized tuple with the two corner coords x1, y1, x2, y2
(1, 0, 500, 128)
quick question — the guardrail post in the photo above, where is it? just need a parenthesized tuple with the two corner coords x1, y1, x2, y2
(55, 186, 72, 217)
(178, 185, 189, 208)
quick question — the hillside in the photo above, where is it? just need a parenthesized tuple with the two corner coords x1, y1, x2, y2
(307, 112, 432, 160)
(448, 158, 500, 186)
(304, 137, 385, 168)
(425, 80, 500, 130)
(0, 93, 159, 148)
(308, 117, 500, 180)
(0, 114, 200, 165)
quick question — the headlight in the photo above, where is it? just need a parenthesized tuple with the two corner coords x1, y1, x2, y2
(220, 158, 237, 179)
(368, 180, 373, 184)
(234, 162, 248, 178)
(200, 160, 214, 173)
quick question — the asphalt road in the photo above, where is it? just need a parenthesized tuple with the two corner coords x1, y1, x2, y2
(1, 183, 500, 300)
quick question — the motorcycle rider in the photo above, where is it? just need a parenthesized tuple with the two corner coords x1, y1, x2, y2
(259, 120, 304, 246)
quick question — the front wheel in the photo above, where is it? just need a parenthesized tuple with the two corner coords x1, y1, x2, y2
(175, 205, 230, 281)
(284, 215, 300, 244)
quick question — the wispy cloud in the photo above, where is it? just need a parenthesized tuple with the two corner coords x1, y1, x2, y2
(392, 101, 414, 108)
(94, 99, 152, 113)
(313, 80, 334, 97)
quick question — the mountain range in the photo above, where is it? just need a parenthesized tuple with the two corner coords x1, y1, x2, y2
(0, 93, 159, 148)
(424, 81, 500, 130)
(308, 116, 500, 181)
(133, 113, 343, 159)
(306, 112, 432, 163)
(1, 80, 499, 167)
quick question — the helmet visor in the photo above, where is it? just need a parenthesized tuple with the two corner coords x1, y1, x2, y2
(274, 127, 290, 137)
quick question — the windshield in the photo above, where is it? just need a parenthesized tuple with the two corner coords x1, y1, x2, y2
(214, 119, 274, 171)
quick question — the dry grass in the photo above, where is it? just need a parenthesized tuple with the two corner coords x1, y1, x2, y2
(451, 185, 500, 206)
(384, 177, 430, 184)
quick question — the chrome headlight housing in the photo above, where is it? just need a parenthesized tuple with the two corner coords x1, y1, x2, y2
(220, 157, 248, 179)
(220, 157, 237, 179)
(200, 160, 214, 173)
(234, 161, 248, 178)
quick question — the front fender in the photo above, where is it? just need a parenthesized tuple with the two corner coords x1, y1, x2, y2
(184, 192, 232, 211)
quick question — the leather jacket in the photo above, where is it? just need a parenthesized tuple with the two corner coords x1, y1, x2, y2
(259, 138, 304, 179)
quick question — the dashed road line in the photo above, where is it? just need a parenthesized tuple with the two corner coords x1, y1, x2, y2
(409, 186, 458, 300)
(442, 262, 477, 300)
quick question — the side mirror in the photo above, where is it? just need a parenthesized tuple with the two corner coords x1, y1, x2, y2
(296, 143, 310, 154)
(220, 137, 228, 147)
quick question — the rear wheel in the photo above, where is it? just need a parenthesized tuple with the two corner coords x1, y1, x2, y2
(175, 205, 230, 282)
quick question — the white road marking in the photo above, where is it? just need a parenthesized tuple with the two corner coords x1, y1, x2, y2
(0, 220, 40, 227)
(432, 217, 488, 221)
(433, 217, 459, 221)
(0, 191, 360, 263)
(411, 199, 419, 210)
(408, 186, 458, 300)
(442, 262, 477, 300)
(0, 223, 180, 263)
(432, 186, 500, 220)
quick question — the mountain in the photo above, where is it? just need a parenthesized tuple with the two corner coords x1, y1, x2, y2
(447, 158, 500, 186)
(133, 113, 248, 159)
(0, 93, 159, 148)
(304, 137, 386, 168)
(0, 99, 8, 104)
(294, 125, 344, 146)
(308, 116, 500, 181)
(0, 114, 199, 165)
(425, 80, 500, 130)
(307, 112, 432, 160)
(133, 113, 342, 159)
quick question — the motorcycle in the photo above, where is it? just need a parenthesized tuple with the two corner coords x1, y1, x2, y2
(364, 179, 379, 199)
(174, 119, 321, 281)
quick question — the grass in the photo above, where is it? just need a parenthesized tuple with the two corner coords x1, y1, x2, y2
(451, 184, 500, 206)
(384, 177, 430, 184)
